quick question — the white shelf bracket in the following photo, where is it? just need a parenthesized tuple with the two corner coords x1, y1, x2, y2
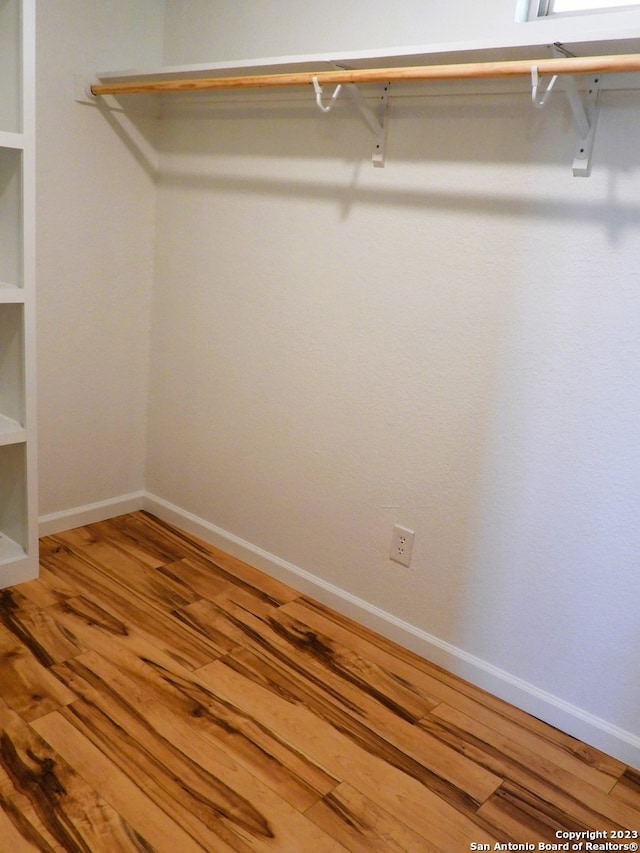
(343, 82, 390, 167)
(530, 66, 601, 176)
(545, 44, 601, 177)
(315, 66, 390, 167)
(568, 75, 601, 178)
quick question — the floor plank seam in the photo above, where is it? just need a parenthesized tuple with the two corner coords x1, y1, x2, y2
(0, 512, 636, 852)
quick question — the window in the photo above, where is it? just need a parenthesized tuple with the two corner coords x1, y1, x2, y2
(550, 0, 639, 10)
(525, 0, 640, 17)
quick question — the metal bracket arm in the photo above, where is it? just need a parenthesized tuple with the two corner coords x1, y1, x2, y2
(314, 68, 390, 167)
(550, 44, 601, 177)
(568, 76, 601, 178)
(343, 82, 390, 167)
(530, 45, 602, 178)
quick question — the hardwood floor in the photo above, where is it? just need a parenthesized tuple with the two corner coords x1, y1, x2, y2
(0, 512, 637, 851)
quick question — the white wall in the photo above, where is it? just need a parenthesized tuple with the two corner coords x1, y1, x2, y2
(161, 0, 640, 62)
(36, 1, 164, 517)
(144, 2, 640, 766)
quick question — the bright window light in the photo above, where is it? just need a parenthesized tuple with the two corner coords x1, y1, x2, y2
(549, 0, 639, 11)
(522, 0, 640, 16)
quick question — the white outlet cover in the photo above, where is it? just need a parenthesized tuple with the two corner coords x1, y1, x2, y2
(390, 525, 415, 567)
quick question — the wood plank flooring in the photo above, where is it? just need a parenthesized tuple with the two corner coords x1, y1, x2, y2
(0, 511, 638, 851)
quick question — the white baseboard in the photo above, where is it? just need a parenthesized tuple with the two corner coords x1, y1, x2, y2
(41, 490, 640, 770)
(38, 492, 145, 537)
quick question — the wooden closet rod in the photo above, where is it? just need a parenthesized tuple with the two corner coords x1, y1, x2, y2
(90, 52, 640, 97)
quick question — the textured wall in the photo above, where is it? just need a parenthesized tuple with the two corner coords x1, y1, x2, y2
(36, 1, 164, 514)
(146, 79, 640, 756)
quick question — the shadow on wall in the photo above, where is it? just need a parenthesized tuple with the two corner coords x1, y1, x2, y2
(98, 84, 640, 182)
(131, 89, 640, 243)
(155, 166, 640, 240)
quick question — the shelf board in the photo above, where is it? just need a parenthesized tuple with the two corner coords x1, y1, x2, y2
(87, 32, 640, 115)
(96, 31, 640, 86)
(0, 282, 25, 303)
(0, 130, 24, 150)
(0, 531, 26, 567)
(0, 413, 26, 446)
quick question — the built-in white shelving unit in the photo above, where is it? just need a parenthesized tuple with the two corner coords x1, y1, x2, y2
(0, 0, 37, 586)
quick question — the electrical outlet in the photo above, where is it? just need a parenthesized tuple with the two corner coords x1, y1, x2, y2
(390, 525, 415, 567)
